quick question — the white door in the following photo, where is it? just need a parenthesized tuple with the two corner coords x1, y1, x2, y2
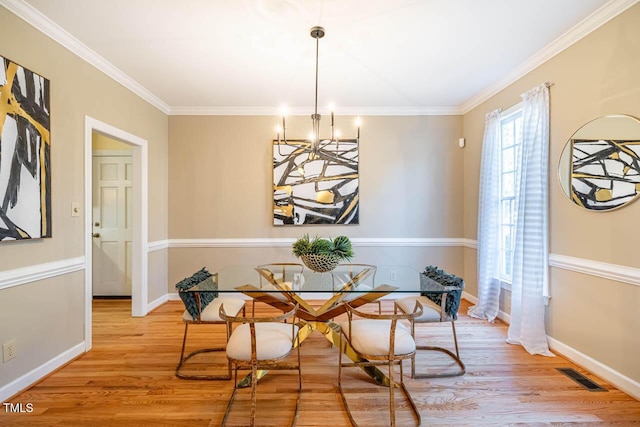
(92, 155, 133, 296)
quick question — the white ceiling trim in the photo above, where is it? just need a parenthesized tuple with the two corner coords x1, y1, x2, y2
(2, 0, 637, 117)
(0, 0, 171, 114)
(169, 106, 463, 116)
(460, 0, 640, 114)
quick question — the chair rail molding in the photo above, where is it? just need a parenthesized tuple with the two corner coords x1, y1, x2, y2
(168, 237, 470, 248)
(549, 254, 640, 288)
(148, 240, 170, 252)
(0, 257, 85, 291)
(463, 242, 639, 288)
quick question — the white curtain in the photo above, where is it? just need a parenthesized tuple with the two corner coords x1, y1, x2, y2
(506, 84, 553, 356)
(468, 109, 502, 322)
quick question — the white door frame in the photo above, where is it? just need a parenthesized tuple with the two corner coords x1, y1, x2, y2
(84, 116, 149, 350)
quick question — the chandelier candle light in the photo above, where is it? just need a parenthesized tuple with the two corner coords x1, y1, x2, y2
(275, 26, 360, 157)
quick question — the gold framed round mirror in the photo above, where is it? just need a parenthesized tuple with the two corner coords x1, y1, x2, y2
(558, 115, 640, 211)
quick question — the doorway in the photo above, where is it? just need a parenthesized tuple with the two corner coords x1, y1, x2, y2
(84, 116, 149, 351)
(92, 140, 133, 297)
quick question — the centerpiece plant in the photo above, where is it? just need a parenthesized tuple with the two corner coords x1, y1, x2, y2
(292, 234, 354, 272)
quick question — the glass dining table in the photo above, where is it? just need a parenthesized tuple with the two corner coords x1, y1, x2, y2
(188, 263, 450, 386)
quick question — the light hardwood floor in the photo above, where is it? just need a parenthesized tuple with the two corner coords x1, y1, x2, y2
(2, 299, 639, 426)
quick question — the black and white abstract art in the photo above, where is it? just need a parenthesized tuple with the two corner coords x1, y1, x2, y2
(571, 139, 640, 210)
(273, 139, 359, 225)
(0, 56, 51, 241)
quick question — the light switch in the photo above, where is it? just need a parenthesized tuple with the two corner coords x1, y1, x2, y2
(71, 202, 80, 217)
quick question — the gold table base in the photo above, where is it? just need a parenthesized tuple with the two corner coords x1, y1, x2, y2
(235, 282, 397, 388)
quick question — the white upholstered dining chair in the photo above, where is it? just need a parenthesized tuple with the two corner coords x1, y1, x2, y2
(338, 301, 423, 427)
(219, 303, 302, 427)
(175, 268, 246, 380)
(394, 265, 465, 378)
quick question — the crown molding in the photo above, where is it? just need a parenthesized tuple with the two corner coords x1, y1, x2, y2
(3, 0, 637, 117)
(170, 107, 281, 116)
(460, 0, 640, 114)
(1, 0, 171, 114)
(168, 106, 463, 116)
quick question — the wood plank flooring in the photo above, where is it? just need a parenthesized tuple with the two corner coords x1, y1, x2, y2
(2, 299, 639, 426)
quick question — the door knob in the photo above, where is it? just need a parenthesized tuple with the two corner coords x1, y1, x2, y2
(92, 233, 100, 238)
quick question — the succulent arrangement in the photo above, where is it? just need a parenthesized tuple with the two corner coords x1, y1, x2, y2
(292, 234, 354, 271)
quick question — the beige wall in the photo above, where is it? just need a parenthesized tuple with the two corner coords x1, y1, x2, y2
(462, 4, 640, 383)
(167, 115, 465, 285)
(92, 132, 132, 151)
(0, 8, 169, 388)
(3, 0, 638, 400)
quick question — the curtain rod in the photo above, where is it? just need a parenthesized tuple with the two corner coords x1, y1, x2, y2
(499, 81, 554, 113)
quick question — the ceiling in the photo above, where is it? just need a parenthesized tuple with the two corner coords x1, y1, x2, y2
(5, 0, 634, 114)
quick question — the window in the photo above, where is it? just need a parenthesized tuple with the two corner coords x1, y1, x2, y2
(498, 105, 522, 283)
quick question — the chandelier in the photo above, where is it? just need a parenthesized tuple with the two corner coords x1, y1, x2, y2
(275, 26, 360, 157)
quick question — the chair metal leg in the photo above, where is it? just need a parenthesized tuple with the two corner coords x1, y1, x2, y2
(251, 365, 258, 427)
(178, 321, 189, 365)
(412, 321, 465, 379)
(338, 338, 421, 426)
(223, 353, 301, 426)
(452, 320, 460, 358)
(388, 362, 395, 427)
(398, 361, 422, 426)
(222, 364, 239, 426)
(175, 321, 232, 380)
(337, 338, 360, 427)
(294, 341, 302, 426)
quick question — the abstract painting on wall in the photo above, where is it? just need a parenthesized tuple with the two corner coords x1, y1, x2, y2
(273, 139, 359, 225)
(571, 139, 640, 210)
(0, 56, 51, 241)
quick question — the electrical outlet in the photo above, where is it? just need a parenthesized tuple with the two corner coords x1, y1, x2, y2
(3, 340, 16, 362)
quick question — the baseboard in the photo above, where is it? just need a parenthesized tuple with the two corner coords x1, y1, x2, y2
(497, 309, 511, 324)
(461, 292, 511, 323)
(462, 292, 638, 400)
(462, 291, 477, 304)
(147, 294, 168, 312)
(547, 336, 640, 400)
(0, 342, 85, 402)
